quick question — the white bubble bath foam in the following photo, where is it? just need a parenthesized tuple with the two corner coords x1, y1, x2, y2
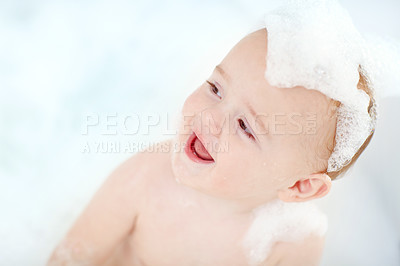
(243, 200, 327, 265)
(252, 0, 397, 174)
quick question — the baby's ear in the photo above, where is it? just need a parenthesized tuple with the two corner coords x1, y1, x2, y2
(278, 173, 331, 202)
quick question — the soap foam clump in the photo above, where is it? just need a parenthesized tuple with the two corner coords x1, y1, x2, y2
(243, 200, 327, 265)
(263, 0, 377, 172)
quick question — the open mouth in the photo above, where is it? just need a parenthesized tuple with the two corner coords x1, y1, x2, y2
(184, 132, 215, 164)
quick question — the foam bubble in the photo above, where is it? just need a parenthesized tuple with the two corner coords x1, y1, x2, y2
(262, 0, 379, 173)
(242, 200, 327, 265)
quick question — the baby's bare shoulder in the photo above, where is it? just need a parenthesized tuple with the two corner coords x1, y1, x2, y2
(113, 139, 173, 181)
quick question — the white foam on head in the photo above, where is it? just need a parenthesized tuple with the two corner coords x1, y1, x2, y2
(242, 200, 327, 265)
(262, 0, 377, 173)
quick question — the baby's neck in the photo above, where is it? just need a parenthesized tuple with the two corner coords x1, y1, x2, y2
(180, 184, 279, 218)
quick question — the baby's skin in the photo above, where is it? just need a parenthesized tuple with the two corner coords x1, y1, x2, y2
(48, 29, 333, 266)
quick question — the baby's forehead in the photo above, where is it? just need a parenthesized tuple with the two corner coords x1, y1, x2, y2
(219, 30, 268, 78)
(214, 28, 335, 125)
(237, 73, 333, 118)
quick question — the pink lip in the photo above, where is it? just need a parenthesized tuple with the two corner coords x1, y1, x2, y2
(184, 131, 215, 164)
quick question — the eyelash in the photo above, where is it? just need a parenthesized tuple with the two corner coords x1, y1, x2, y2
(238, 118, 255, 140)
(206, 81, 221, 99)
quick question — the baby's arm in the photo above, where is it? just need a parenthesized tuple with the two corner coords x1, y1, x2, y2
(47, 154, 146, 265)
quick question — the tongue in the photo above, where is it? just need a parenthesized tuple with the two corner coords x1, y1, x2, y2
(193, 137, 213, 161)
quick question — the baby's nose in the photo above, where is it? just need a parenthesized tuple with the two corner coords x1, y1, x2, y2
(198, 107, 226, 138)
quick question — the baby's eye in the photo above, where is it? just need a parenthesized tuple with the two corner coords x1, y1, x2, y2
(238, 118, 255, 140)
(206, 81, 221, 99)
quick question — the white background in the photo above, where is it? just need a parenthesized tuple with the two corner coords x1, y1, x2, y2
(0, 0, 399, 265)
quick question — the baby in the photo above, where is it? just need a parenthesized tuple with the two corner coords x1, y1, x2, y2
(48, 1, 378, 265)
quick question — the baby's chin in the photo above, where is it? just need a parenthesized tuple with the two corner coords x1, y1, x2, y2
(170, 155, 245, 201)
(169, 138, 220, 196)
(170, 136, 210, 184)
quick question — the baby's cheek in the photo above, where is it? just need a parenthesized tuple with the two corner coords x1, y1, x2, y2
(182, 95, 195, 114)
(179, 94, 198, 133)
(182, 88, 204, 113)
(209, 163, 254, 198)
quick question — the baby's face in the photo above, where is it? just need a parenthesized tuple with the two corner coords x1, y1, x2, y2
(171, 29, 336, 204)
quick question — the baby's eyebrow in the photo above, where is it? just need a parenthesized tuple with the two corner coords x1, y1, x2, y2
(244, 99, 268, 136)
(244, 99, 257, 118)
(215, 64, 231, 83)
